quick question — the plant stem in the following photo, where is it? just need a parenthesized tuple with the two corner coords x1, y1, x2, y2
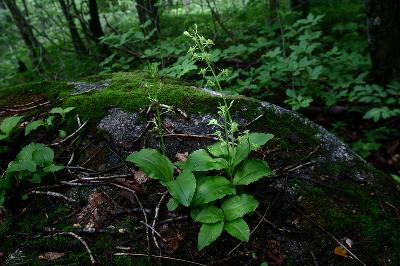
(155, 102, 166, 155)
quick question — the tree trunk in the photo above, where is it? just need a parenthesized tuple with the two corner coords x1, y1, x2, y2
(135, 0, 160, 39)
(291, 0, 309, 17)
(3, 0, 47, 73)
(366, 0, 400, 84)
(88, 0, 104, 40)
(87, 0, 109, 55)
(268, 0, 279, 22)
(58, 0, 87, 55)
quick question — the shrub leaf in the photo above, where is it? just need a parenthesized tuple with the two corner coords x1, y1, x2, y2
(198, 221, 224, 251)
(224, 218, 250, 241)
(222, 194, 259, 221)
(126, 149, 174, 182)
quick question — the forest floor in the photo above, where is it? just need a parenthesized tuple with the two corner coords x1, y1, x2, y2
(0, 74, 399, 265)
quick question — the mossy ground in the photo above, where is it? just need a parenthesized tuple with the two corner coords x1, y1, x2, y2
(1, 71, 399, 265)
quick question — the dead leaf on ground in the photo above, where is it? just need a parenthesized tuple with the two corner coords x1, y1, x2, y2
(76, 191, 116, 229)
(266, 239, 284, 265)
(160, 224, 185, 255)
(134, 170, 149, 185)
(38, 252, 66, 261)
(334, 246, 349, 258)
(175, 152, 188, 162)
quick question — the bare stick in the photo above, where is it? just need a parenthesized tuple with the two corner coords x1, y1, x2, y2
(79, 174, 133, 181)
(76, 114, 82, 127)
(140, 221, 165, 240)
(158, 215, 189, 224)
(51, 120, 88, 146)
(163, 133, 217, 140)
(66, 165, 99, 174)
(276, 145, 320, 174)
(29, 190, 77, 204)
(110, 182, 150, 254)
(0, 98, 45, 108)
(55, 232, 96, 264)
(151, 191, 168, 253)
(114, 253, 205, 266)
(0, 100, 51, 112)
(245, 112, 264, 128)
(61, 180, 106, 186)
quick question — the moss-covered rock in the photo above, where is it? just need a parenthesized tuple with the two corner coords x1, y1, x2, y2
(0, 72, 399, 265)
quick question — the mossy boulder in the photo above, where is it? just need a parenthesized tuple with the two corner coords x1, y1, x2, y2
(0, 72, 399, 265)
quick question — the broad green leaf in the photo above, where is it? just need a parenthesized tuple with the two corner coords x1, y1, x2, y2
(392, 174, 400, 184)
(43, 164, 64, 173)
(32, 146, 54, 167)
(167, 197, 180, 211)
(50, 107, 64, 114)
(6, 160, 36, 174)
(63, 107, 76, 113)
(16, 143, 45, 161)
(193, 176, 236, 205)
(0, 134, 7, 141)
(50, 107, 75, 120)
(191, 206, 224, 223)
(224, 218, 250, 241)
(233, 160, 273, 185)
(222, 194, 259, 221)
(233, 133, 274, 167)
(198, 221, 224, 251)
(207, 141, 229, 157)
(165, 171, 196, 207)
(25, 120, 45, 136)
(0, 116, 23, 136)
(183, 149, 227, 172)
(126, 149, 174, 182)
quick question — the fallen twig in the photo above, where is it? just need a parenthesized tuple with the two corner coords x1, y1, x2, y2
(110, 182, 150, 255)
(29, 190, 77, 204)
(151, 191, 168, 253)
(53, 231, 96, 264)
(1, 98, 46, 108)
(0, 100, 51, 112)
(51, 120, 88, 146)
(255, 211, 293, 233)
(79, 174, 133, 181)
(114, 253, 205, 266)
(245, 112, 264, 128)
(162, 133, 217, 140)
(276, 145, 320, 174)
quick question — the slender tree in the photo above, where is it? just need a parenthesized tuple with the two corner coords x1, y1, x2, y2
(268, 0, 279, 22)
(291, 0, 309, 17)
(88, 0, 104, 41)
(87, 0, 109, 55)
(135, 0, 160, 38)
(3, 0, 47, 73)
(58, 0, 87, 55)
(366, 0, 400, 84)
